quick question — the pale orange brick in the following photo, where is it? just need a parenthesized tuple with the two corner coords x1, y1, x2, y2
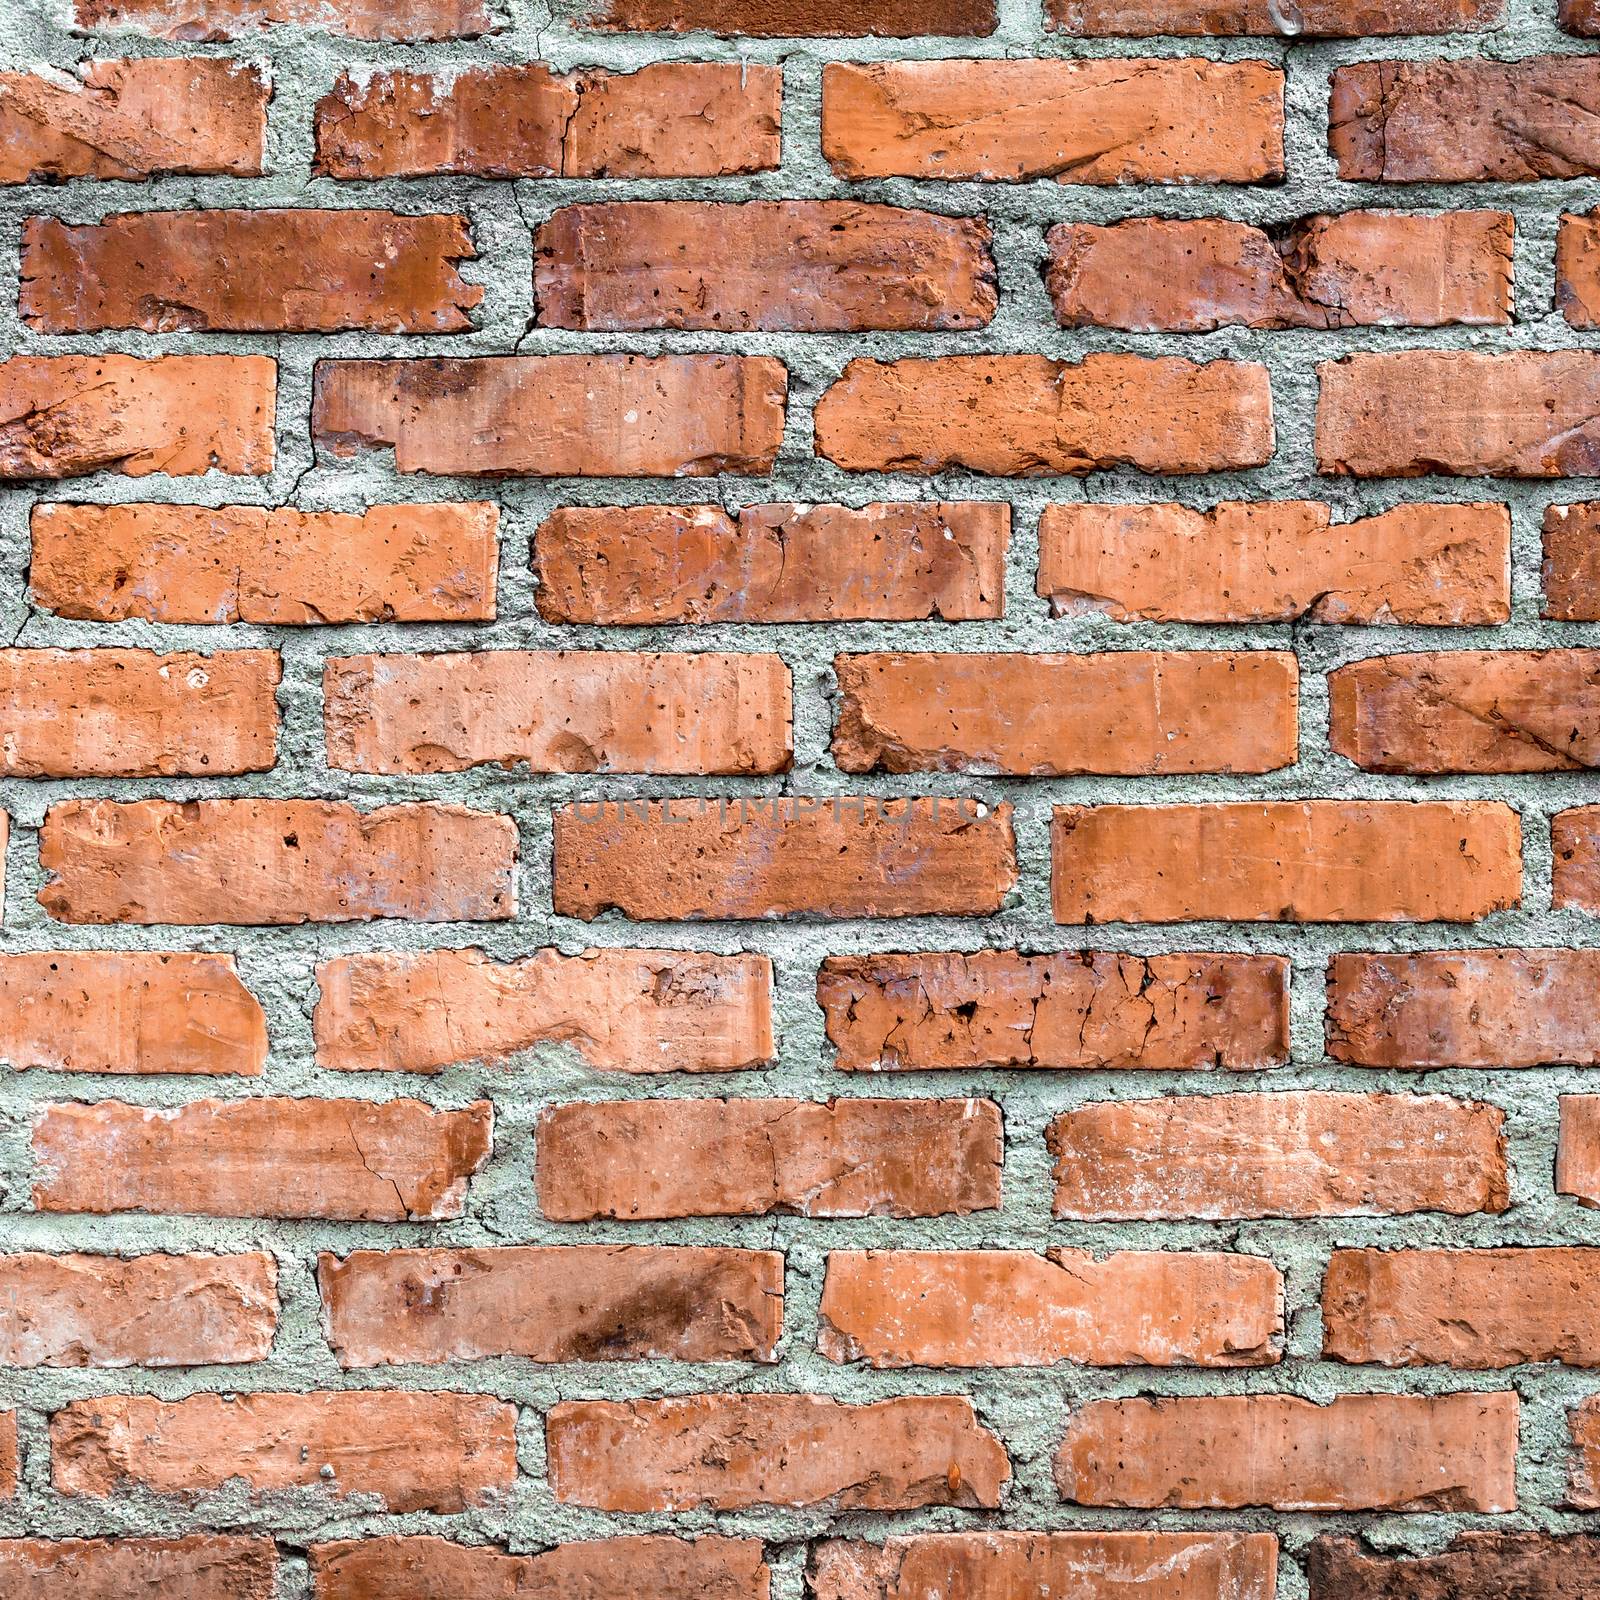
(32, 1097, 491, 1220)
(1569, 1397, 1600, 1505)
(324, 651, 790, 775)
(818, 1250, 1282, 1367)
(1557, 1096, 1600, 1206)
(1544, 503, 1600, 621)
(0, 1252, 275, 1367)
(537, 1097, 1000, 1219)
(0, 1536, 275, 1600)
(1554, 808, 1600, 912)
(1050, 0, 1496, 32)
(319, 1245, 781, 1365)
(315, 947, 771, 1074)
(73, 0, 494, 37)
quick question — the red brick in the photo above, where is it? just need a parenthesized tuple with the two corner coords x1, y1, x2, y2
(0, 1252, 275, 1368)
(580, 0, 993, 32)
(0, 60, 267, 184)
(0, 951, 265, 1075)
(1554, 808, 1600, 912)
(313, 355, 784, 477)
(1328, 950, 1600, 1069)
(38, 799, 516, 925)
(1332, 57, 1600, 181)
(1566, 0, 1600, 31)
(320, 1246, 780, 1366)
(0, 355, 274, 480)
(1558, 211, 1600, 328)
(822, 59, 1282, 182)
(536, 202, 994, 332)
(309, 1535, 768, 1600)
(819, 1250, 1281, 1367)
(50, 1392, 515, 1511)
(1038, 500, 1510, 625)
(315, 947, 771, 1074)
(819, 951, 1289, 1072)
(1307, 1533, 1600, 1600)
(0, 1536, 275, 1600)
(1050, 0, 1495, 29)
(31, 502, 497, 625)
(0, 648, 277, 777)
(1047, 212, 1510, 331)
(535, 502, 1006, 624)
(1052, 801, 1521, 923)
(324, 651, 790, 775)
(1544, 503, 1600, 620)
(553, 797, 1015, 920)
(537, 1097, 1000, 1219)
(816, 355, 1271, 476)
(32, 1097, 491, 1220)
(1557, 1096, 1600, 1206)
(1324, 1248, 1600, 1368)
(810, 1533, 1277, 1600)
(1057, 1392, 1518, 1511)
(1049, 1092, 1508, 1219)
(314, 63, 780, 180)
(0, 1417, 13, 1498)
(72, 0, 494, 37)
(834, 651, 1296, 775)
(1330, 650, 1600, 772)
(547, 1394, 1007, 1511)
(1569, 1397, 1600, 1504)
(1318, 352, 1600, 477)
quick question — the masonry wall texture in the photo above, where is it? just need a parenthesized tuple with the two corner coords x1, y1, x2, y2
(0, 0, 1599, 1592)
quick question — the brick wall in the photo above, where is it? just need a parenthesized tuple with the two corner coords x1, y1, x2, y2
(0, 0, 1598, 1592)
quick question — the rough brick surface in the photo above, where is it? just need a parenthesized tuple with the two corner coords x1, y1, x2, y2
(72, 0, 494, 37)
(1553, 808, 1600, 912)
(1050, 0, 1495, 27)
(1305, 1533, 1600, 1600)
(1545, 504, 1600, 620)
(0, 1536, 276, 1600)
(582, 0, 996, 33)
(537, 1097, 1001, 1218)
(1556, 1097, 1600, 1205)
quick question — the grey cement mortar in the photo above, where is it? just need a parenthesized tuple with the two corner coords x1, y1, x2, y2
(1, 0, 1600, 1590)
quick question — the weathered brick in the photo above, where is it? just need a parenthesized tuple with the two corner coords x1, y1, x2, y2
(1558, 211, 1600, 328)
(314, 63, 781, 180)
(22, 211, 480, 335)
(822, 59, 1283, 182)
(0, 648, 277, 777)
(0, 951, 265, 1076)
(319, 1246, 781, 1366)
(1318, 352, 1600, 477)
(553, 798, 1015, 919)
(815, 355, 1272, 476)
(819, 951, 1289, 1071)
(0, 1253, 275, 1368)
(1047, 213, 1510, 331)
(537, 1097, 1000, 1219)
(38, 799, 516, 925)
(1306, 1533, 1600, 1600)
(1323, 1248, 1600, 1368)
(547, 1394, 1008, 1511)
(50, 1392, 515, 1511)
(32, 501, 497, 625)
(0, 355, 274, 480)
(580, 0, 994, 33)
(535, 502, 1006, 624)
(313, 355, 785, 477)
(1554, 808, 1600, 912)
(1328, 950, 1600, 1069)
(1557, 1096, 1600, 1206)
(1057, 1393, 1518, 1511)
(0, 59, 267, 184)
(536, 202, 994, 332)
(0, 1536, 276, 1600)
(324, 651, 790, 775)
(72, 0, 494, 37)
(810, 1533, 1277, 1600)
(819, 1250, 1282, 1367)
(315, 947, 772, 1074)
(1544, 503, 1600, 620)
(1038, 501, 1510, 625)
(1330, 650, 1600, 772)
(1052, 801, 1521, 923)
(1049, 1092, 1508, 1219)
(309, 1535, 768, 1600)
(0, 1417, 13, 1499)
(32, 1097, 492, 1220)
(1049, 0, 1496, 30)
(1571, 1400, 1600, 1505)
(1332, 58, 1600, 181)
(834, 651, 1296, 774)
